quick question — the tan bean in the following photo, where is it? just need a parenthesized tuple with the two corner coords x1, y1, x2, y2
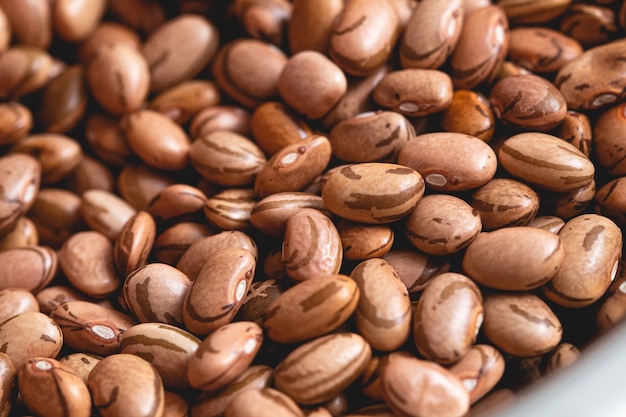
(204, 188, 257, 231)
(163, 391, 189, 417)
(0, 352, 15, 417)
(84, 113, 133, 166)
(0, 46, 54, 99)
(213, 38, 287, 109)
(463, 226, 564, 291)
(65, 155, 115, 195)
(282, 208, 342, 282)
(12, 133, 83, 184)
(60, 231, 120, 298)
(250, 192, 327, 237)
(250, 101, 312, 156)
(497, 0, 571, 24)
(450, 6, 509, 89)
(470, 178, 540, 230)
(0, 153, 40, 236)
(328, 0, 400, 76)
(398, 132, 497, 191)
(278, 51, 347, 119)
(148, 80, 221, 125)
(0, 288, 38, 323)
(36, 285, 106, 315)
(407, 194, 481, 255)
(544, 214, 622, 308)
(289, 0, 343, 54)
(88, 353, 165, 417)
(383, 249, 450, 294)
(183, 247, 256, 336)
(117, 163, 174, 211)
(482, 292, 563, 357)
(187, 321, 263, 391)
(18, 358, 91, 417)
(555, 110, 592, 158)
(449, 345, 505, 404)
(544, 342, 580, 373)
(254, 135, 332, 198)
(78, 21, 141, 64)
(441, 90, 495, 142)
(123, 263, 191, 326)
(508, 27, 583, 73)
(555, 38, 626, 110)
(122, 109, 190, 171)
(233, 0, 292, 47)
(351, 259, 411, 351)
(190, 105, 251, 139)
(0, 246, 57, 293)
(225, 387, 304, 417)
(80, 189, 137, 240)
(120, 322, 200, 389)
(152, 222, 214, 266)
(338, 220, 394, 260)
(528, 215, 566, 234)
(108, 0, 165, 34)
(86, 43, 149, 115)
(498, 132, 595, 192)
(52, 0, 106, 42)
(0, 216, 38, 250)
(59, 352, 102, 384)
(0, 0, 51, 48)
(560, 4, 619, 48)
(381, 354, 470, 417)
(142, 14, 219, 92)
(400, 0, 464, 70)
(274, 333, 372, 405)
(0, 102, 33, 146)
(263, 274, 358, 343)
(51, 301, 136, 356)
(0, 312, 63, 370)
(329, 111, 414, 163)
(322, 163, 424, 223)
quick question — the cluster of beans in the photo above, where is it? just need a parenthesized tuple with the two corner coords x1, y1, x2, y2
(2, 0, 626, 416)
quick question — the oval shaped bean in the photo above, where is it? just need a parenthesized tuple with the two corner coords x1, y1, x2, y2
(250, 192, 327, 237)
(322, 163, 424, 223)
(225, 388, 304, 417)
(148, 80, 221, 125)
(36, 64, 87, 134)
(482, 292, 563, 357)
(88, 353, 165, 417)
(0, 288, 38, 323)
(12, 133, 82, 184)
(508, 27, 582, 73)
(204, 188, 257, 231)
(397, 132, 497, 191)
(59, 352, 102, 384)
(0, 0, 51, 48)
(80, 189, 137, 240)
(289, 0, 343, 54)
(0, 245, 57, 293)
(153, 222, 214, 266)
(0, 102, 33, 146)
(274, 333, 372, 405)
(338, 220, 394, 260)
(263, 274, 359, 343)
(351, 259, 411, 351)
(113, 211, 156, 277)
(441, 90, 494, 142)
(463, 226, 564, 291)
(0, 352, 15, 417)
(498, 132, 594, 192)
(544, 214, 622, 308)
(0, 46, 54, 99)
(449, 344, 505, 404)
(594, 102, 626, 176)
(0, 153, 40, 236)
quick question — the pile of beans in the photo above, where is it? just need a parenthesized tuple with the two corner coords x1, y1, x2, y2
(1, 0, 626, 416)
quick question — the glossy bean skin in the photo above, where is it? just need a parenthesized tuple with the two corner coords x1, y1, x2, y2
(0, 216, 38, 250)
(0, 352, 15, 417)
(263, 274, 359, 343)
(183, 247, 256, 336)
(274, 333, 372, 405)
(114, 210, 156, 277)
(250, 101, 312, 156)
(147, 184, 207, 227)
(413, 273, 483, 365)
(51, 301, 136, 356)
(498, 132, 595, 192)
(116, 164, 175, 211)
(554, 110, 592, 158)
(152, 222, 214, 265)
(400, 0, 464, 70)
(449, 345, 505, 404)
(148, 80, 221, 125)
(190, 105, 251, 139)
(288, 0, 343, 54)
(282, 208, 342, 282)
(560, 4, 619, 48)
(381, 354, 470, 417)
(0, 46, 55, 100)
(0, 0, 52, 48)
(397, 132, 497, 192)
(593, 102, 626, 176)
(12, 133, 82, 184)
(406, 194, 482, 255)
(18, 357, 91, 417)
(85, 113, 133, 166)
(0, 246, 57, 293)
(187, 321, 263, 391)
(88, 353, 165, 417)
(120, 322, 200, 390)
(225, 388, 304, 417)
(59, 353, 102, 384)
(544, 214, 622, 308)
(351, 259, 411, 351)
(36, 64, 87, 134)
(482, 292, 563, 357)
(80, 189, 137, 240)
(338, 220, 394, 260)
(497, 0, 571, 24)
(0, 288, 38, 323)
(441, 90, 494, 142)
(250, 192, 327, 237)
(322, 163, 425, 223)
(383, 249, 450, 294)
(0, 102, 33, 146)
(28, 188, 84, 248)
(0, 312, 63, 371)
(462, 227, 564, 291)
(508, 27, 582, 73)
(0, 154, 40, 236)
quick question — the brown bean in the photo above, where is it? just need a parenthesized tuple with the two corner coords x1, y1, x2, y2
(59, 352, 102, 384)
(0, 0, 51, 48)
(274, 333, 372, 405)
(250, 192, 327, 237)
(18, 357, 91, 417)
(88, 353, 165, 417)
(0, 216, 38, 250)
(560, 4, 619, 48)
(80, 189, 137, 240)
(383, 249, 450, 293)
(225, 388, 304, 417)
(0, 46, 54, 99)
(555, 110, 592, 157)
(544, 342, 580, 373)
(0, 288, 38, 323)
(449, 345, 505, 404)
(0, 352, 15, 417)
(28, 188, 83, 248)
(0, 153, 40, 236)
(36, 65, 87, 134)
(78, 21, 141, 64)
(0, 102, 33, 146)
(108, 0, 165, 34)
(441, 90, 494, 142)
(0, 311, 63, 370)
(117, 163, 174, 211)
(497, 0, 571, 24)
(152, 222, 214, 266)
(508, 27, 583, 73)
(338, 220, 394, 260)
(528, 215, 566, 234)
(52, 0, 106, 42)
(120, 322, 200, 390)
(204, 188, 257, 231)
(233, 0, 292, 47)
(113, 210, 156, 277)
(142, 14, 219, 92)
(65, 155, 115, 195)
(84, 113, 133, 166)
(398, 132, 497, 191)
(289, 0, 343, 54)
(482, 292, 563, 357)
(60, 231, 120, 298)
(462, 226, 564, 291)
(183, 247, 256, 336)
(250, 101, 312, 156)
(148, 80, 221, 125)
(51, 301, 136, 356)
(0, 245, 57, 293)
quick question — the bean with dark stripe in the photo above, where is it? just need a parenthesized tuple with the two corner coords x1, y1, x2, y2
(544, 214, 622, 308)
(338, 219, 394, 261)
(498, 132, 594, 192)
(203, 188, 257, 231)
(113, 210, 156, 278)
(545, 343, 580, 373)
(250, 192, 327, 237)
(120, 322, 200, 389)
(381, 353, 469, 417)
(59, 352, 102, 384)
(263, 274, 359, 343)
(18, 357, 91, 417)
(152, 222, 213, 266)
(250, 101, 312, 157)
(88, 353, 164, 417)
(274, 333, 371, 405)
(187, 321, 262, 391)
(542, 178, 596, 220)
(321, 163, 424, 224)
(593, 102, 626, 176)
(0, 245, 57, 292)
(462, 226, 564, 291)
(383, 249, 450, 294)
(183, 247, 256, 336)
(441, 90, 495, 142)
(147, 184, 207, 227)
(0, 153, 40, 236)
(449, 344, 505, 404)
(80, 189, 137, 240)
(413, 273, 483, 365)
(148, 80, 220, 125)
(528, 215, 566, 234)
(225, 387, 304, 417)
(482, 292, 562, 357)
(508, 27, 582, 73)
(351, 259, 411, 351)
(0, 353, 14, 417)
(497, 0, 570, 25)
